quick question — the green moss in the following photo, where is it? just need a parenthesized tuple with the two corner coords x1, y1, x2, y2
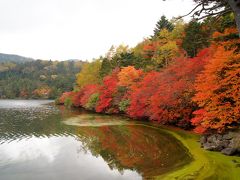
(153, 127, 240, 180)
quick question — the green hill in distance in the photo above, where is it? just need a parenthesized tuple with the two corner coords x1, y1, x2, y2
(0, 53, 35, 63)
(0, 54, 85, 99)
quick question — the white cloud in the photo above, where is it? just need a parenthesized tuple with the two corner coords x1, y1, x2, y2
(0, 0, 195, 60)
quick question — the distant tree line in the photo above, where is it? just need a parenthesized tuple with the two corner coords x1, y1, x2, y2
(0, 60, 84, 99)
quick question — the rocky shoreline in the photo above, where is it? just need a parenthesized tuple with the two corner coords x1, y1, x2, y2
(200, 130, 240, 156)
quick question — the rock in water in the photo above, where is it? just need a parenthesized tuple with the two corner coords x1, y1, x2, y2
(221, 148, 237, 156)
(200, 130, 240, 156)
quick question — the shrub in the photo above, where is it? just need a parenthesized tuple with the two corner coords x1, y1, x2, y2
(85, 93, 99, 110)
(119, 99, 130, 112)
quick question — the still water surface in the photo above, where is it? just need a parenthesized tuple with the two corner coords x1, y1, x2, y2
(0, 100, 191, 180)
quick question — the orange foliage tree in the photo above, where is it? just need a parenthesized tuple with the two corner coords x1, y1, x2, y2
(192, 46, 240, 133)
(126, 48, 209, 127)
(32, 87, 51, 98)
(117, 66, 144, 112)
(57, 23, 240, 133)
(118, 66, 143, 87)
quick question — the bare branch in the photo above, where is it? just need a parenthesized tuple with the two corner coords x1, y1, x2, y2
(176, 3, 203, 19)
(194, 8, 232, 20)
(175, 0, 231, 20)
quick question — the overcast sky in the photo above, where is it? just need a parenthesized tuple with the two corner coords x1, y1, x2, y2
(0, 0, 195, 61)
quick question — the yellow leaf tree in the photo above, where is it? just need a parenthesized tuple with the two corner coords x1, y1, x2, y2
(76, 60, 102, 89)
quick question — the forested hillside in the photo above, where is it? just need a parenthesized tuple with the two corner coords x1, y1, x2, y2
(0, 60, 84, 99)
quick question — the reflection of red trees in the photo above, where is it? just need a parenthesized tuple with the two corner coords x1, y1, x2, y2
(75, 124, 191, 177)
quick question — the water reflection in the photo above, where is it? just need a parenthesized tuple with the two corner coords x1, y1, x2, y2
(0, 99, 53, 109)
(0, 100, 191, 180)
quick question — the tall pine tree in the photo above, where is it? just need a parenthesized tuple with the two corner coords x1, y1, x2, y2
(152, 15, 174, 38)
(182, 21, 210, 57)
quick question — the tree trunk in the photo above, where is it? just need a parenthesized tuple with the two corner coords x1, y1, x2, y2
(228, 0, 240, 36)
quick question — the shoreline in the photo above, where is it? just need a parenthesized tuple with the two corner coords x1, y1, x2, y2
(147, 125, 240, 179)
(61, 104, 240, 156)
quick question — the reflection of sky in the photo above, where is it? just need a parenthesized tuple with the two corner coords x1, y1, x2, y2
(0, 137, 60, 164)
(0, 136, 141, 180)
(0, 100, 53, 109)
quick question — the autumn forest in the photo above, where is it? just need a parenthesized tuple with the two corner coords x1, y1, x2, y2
(1, 1, 240, 179)
(57, 14, 240, 134)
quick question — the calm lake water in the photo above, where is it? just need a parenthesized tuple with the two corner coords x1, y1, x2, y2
(0, 100, 192, 180)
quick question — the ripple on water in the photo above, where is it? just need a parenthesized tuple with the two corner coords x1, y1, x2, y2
(0, 100, 192, 180)
(0, 100, 61, 143)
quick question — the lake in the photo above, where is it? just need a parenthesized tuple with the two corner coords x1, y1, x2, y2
(0, 100, 240, 180)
